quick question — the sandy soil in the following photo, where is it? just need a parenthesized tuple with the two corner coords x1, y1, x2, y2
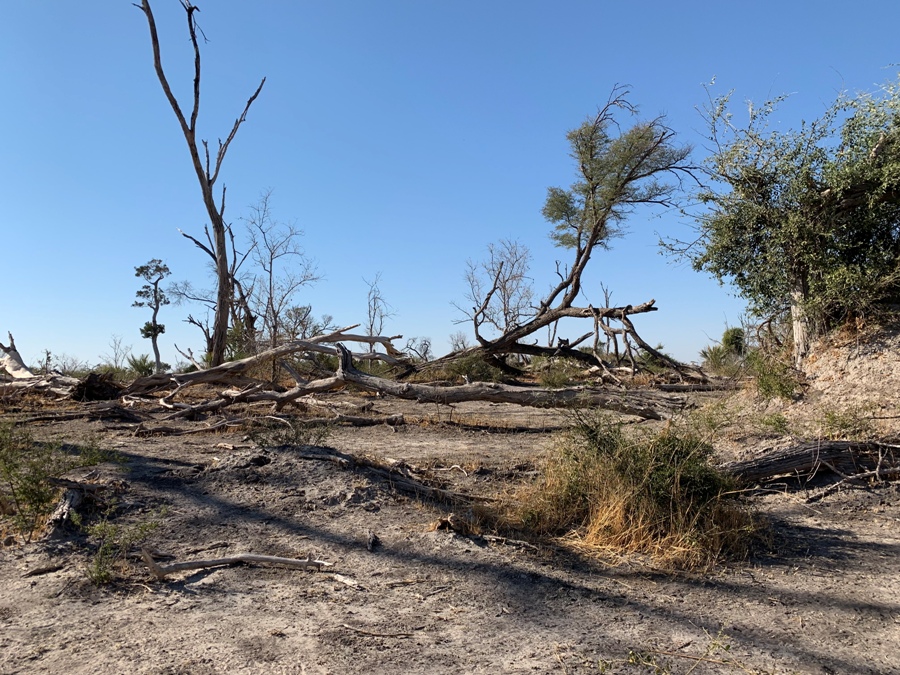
(1, 335, 900, 674)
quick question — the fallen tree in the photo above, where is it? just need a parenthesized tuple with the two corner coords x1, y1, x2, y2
(2, 323, 686, 420)
(722, 440, 900, 484)
(124, 339, 685, 420)
(447, 89, 703, 381)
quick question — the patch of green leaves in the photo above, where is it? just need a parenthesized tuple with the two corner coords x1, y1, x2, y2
(745, 350, 801, 400)
(0, 425, 116, 541)
(84, 510, 160, 585)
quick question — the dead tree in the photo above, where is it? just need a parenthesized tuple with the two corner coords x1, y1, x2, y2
(136, 0, 265, 367)
(0, 333, 34, 379)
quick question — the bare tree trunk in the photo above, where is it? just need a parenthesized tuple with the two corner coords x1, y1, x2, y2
(789, 272, 811, 369)
(137, 0, 265, 367)
(0, 333, 34, 379)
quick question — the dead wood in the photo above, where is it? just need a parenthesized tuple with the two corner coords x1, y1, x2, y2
(0, 333, 34, 379)
(341, 624, 415, 638)
(296, 414, 405, 427)
(335, 345, 684, 420)
(16, 402, 145, 424)
(141, 549, 332, 580)
(806, 465, 900, 502)
(722, 440, 900, 484)
(124, 324, 408, 397)
(0, 374, 81, 399)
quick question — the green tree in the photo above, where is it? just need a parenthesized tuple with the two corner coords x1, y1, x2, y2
(133, 259, 171, 373)
(681, 79, 900, 366)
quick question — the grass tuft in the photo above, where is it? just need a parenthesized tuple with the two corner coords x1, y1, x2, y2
(507, 412, 761, 569)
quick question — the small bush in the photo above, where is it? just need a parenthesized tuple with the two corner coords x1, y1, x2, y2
(446, 354, 503, 383)
(126, 353, 155, 377)
(758, 413, 790, 435)
(0, 425, 116, 541)
(83, 512, 160, 585)
(687, 400, 732, 437)
(745, 349, 801, 400)
(820, 404, 875, 440)
(512, 413, 758, 568)
(532, 356, 582, 389)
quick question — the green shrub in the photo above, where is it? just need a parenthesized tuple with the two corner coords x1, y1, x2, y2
(515, 413, 758, 568)
(531, 356, 582, 388)
(745, 349, 801, 400)
(83, 513, 160, 585)
(758, 413, 790, 435)
(699, 327, 748, 377)
(0, 425, 115, 541)
(126, 353, 155, 377)
(820, 405, 875, 440)
(446, 354, 503, 383)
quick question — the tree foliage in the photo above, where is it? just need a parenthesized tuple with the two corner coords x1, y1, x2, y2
(682, 79, 900, 364)
(133, 259, 171, 373)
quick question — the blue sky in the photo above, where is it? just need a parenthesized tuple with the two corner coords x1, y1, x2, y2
(1, 1, 897, 368)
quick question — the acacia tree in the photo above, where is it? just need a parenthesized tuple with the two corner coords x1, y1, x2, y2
(681, 80, 900, 366)
(456, 88, 693, 371)
(133, 259, 171, 373)
(136, 0, 265, 366)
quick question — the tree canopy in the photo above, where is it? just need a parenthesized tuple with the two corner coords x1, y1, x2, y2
(682, 78, 900, 364)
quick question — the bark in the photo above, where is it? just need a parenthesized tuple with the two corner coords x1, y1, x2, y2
(789, 270, 811, 369)
(137, 0, 265, 367)
(721, 440, 899, 484)
(0, 333, 34, 379)
(124, 325, 409, 396)
(141, 550, 331, 580)
(333, 345, 683, 420)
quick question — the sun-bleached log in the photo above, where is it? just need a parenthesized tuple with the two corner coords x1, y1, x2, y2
(125, 325, 409, 396)
(332, 345, 682, 419)
(0, 333, 35, 379)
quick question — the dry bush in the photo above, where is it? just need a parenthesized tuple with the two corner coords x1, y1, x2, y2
(504, 413, 761, 569)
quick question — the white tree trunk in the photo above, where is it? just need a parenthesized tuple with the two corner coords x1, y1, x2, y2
(790, 280, 810, 369)
(0, 333, 35, 379)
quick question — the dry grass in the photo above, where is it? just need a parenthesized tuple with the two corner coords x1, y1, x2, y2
(498, 412, 762, 569)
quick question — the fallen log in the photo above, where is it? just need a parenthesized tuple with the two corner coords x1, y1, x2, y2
(125, 325, 409, 396)
(334, 345, 684, 420)
(721, 440, 900, 484)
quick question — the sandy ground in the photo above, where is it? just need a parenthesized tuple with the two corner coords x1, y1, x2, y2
(0, 389, 898, 675)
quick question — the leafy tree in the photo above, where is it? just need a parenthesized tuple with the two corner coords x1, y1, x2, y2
(721, 327, 745, 356)
(680, 79, 900, 366)
(133, 259, 171, 373)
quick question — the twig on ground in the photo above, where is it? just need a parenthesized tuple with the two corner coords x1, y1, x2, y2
(806, 466, 900, 503)
(141, 549, 332, 579)
(340, 623, 417, 638)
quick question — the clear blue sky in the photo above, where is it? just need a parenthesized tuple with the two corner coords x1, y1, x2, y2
(1, 1, 897, 368)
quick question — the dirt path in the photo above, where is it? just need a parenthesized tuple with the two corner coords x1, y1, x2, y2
(1, 398, 899, 674)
